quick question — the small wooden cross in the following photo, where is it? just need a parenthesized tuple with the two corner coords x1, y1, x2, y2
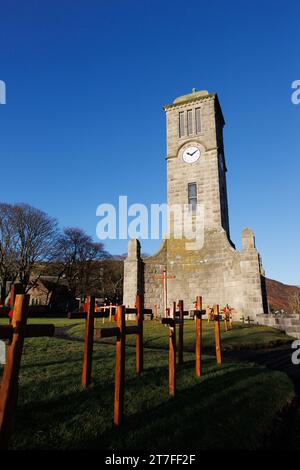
(96, 306, 126, 426)
(173, 300, 188, 365)
(241, 315, 254, 326)
(97, 302, 114, 323)
(221, 307, 229, 332)
(213, 305, 222, 366)
(116, 295, 145, 375)
(152, 268, 176, 317)
(68, 297, 110, 387)
(206, 305, 214, 323)
(0, 294, 55, 449)
(96, 301, 144, 426)
(191, 296, 206, 377)
(161, 304, 176, 397)
(74, 295, 149, 394)
(222, 305, 233, 331)
(3, 283, 23, 322)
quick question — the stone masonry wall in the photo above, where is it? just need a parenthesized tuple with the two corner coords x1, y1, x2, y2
(124, 228, 266, 319)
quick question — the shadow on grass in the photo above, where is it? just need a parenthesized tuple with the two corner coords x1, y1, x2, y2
(77, 365, 280, 450)
(225, 344, 300, 394)
(12, 354, 291, 451)
(8, 329, 295, 451)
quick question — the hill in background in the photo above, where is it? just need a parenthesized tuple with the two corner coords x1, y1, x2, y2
(266, 278, 300, 312)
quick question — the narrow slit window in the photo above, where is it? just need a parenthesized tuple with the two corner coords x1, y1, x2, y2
(179, 112, 185, 137)
(188, 182, 197, 211)
(195, 108, 201, 134)
(187, 110, 193, 135)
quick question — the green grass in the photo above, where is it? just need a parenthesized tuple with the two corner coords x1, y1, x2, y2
(68, 318, 293, 351)
(0, 317, 296, 450)
(0, 316, 78, 328)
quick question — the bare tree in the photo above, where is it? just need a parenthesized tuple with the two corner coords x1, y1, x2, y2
(0, 203, 58, 298)
(54, 227, 108, 302)
(0, 203, 18, 302)
(101, 257, 124, 303)
(11, 203, 58, 292)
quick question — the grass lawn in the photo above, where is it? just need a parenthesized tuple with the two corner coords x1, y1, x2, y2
(0, 316, 296, 450)
(68, 318, 293, 351)
(0, 316, 78, 328)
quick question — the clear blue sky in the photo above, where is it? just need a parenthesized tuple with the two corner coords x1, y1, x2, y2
(0, 0, 299, 285)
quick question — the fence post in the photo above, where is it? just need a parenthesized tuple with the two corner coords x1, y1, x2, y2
(82, 296, 95, 387)
(114, 305, 126, 426)
(0, 294, 29, 449)
(135, 294, 143, 375)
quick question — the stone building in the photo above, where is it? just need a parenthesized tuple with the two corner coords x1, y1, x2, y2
(27, 276, 70, 312)
(123, 89, 268, 319)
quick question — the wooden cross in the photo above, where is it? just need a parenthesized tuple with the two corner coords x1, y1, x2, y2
(72, 295, 149, 393)
(213, 305, 222, 366)
(68, 298, 110, 387)
(98, 303, 115, 323)
(227, 305, 234, 329)
(9, 283, 23, 307)
(93, 305, 124, 426)
(153, 304, 158, 320)
(177, 300, 184, 365)
(206, 305, 214, 323)
(135, 295, 143, 374)
(3, 283, 24, 322)
(222, 305, 233, 331)
(152, 268, 176, 317)
(222, 307, 229, 332)
(95, 306, 125, 426)
(96, 299, 144, 426)
(112, 306, 126, 427)
(173, 300, 189, 365)
(82, 296, 96, 387)
(191, 296, 206, 377)
(240, 315, 254, 326)
(118, 295, 145, 375)
(0, 294, 55, 449)
(161, 303, 176, 397)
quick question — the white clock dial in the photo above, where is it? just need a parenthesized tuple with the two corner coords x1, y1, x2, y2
(182, 146, 200, 164)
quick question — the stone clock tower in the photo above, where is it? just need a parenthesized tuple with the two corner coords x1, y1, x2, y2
(166, 89, 230, 238)
(123, 89, 268, 319)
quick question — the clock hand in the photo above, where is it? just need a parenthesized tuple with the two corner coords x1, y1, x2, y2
(190, 149, 198, 156)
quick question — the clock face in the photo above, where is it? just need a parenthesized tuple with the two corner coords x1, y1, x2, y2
(182, 145, 201, 164)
